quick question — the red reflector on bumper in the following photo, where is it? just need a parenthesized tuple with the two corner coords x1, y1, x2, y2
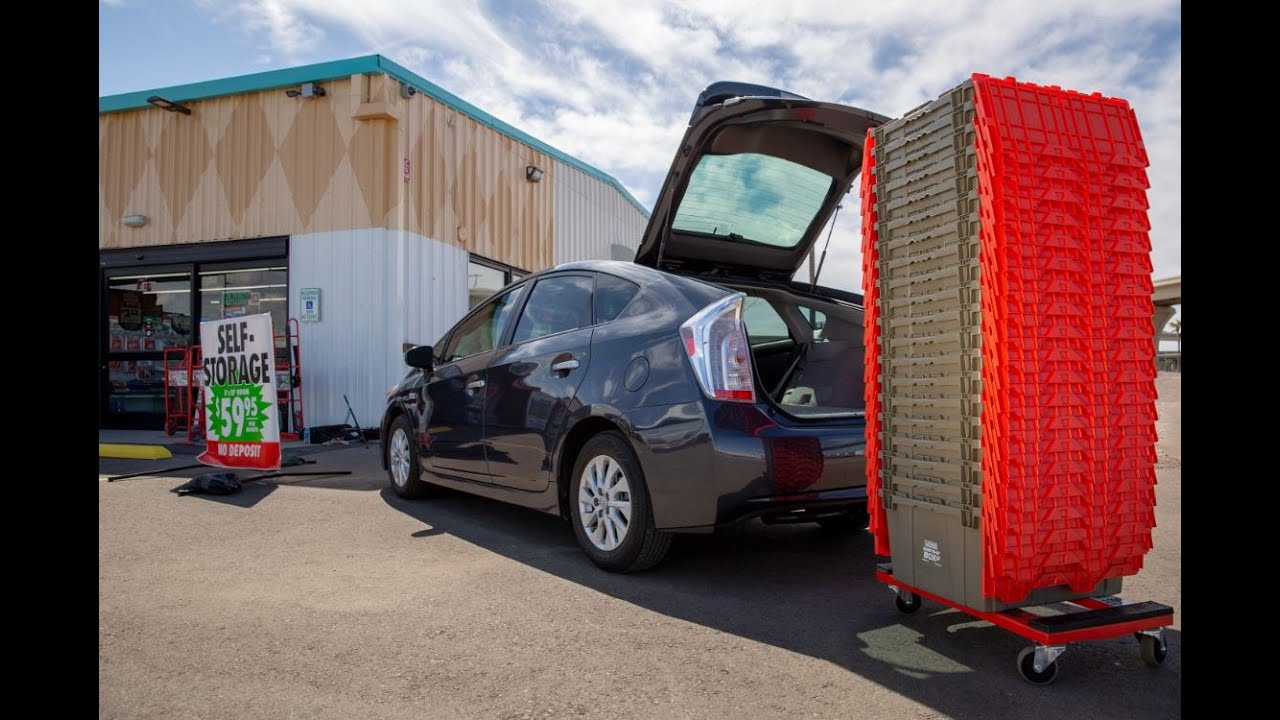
(767, 437, 824, 493)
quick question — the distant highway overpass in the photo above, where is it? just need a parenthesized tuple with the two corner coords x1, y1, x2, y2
(1153, 276, 1180, 344)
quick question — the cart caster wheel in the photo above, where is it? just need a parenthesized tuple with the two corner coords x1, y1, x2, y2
(1017, 646, 1059, 685)
(895, 591, 922, 615)
(1138, 633, 1167, 667)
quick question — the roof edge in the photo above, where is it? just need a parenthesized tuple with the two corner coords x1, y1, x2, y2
(97, 55, 383, 113)
(98, 54, 650, 218)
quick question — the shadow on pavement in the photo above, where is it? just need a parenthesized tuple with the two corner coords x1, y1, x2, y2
(172, 480, 278, 508)
(381, 487, 1181, 720)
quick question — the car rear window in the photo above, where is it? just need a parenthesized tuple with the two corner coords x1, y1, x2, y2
(512, 275, 594, 343)
(671, 153, 833, 248)
(594, 274, 640, 323)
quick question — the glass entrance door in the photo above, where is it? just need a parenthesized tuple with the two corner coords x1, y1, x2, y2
(103, 267, 193, 428)
(197, 263, 289, 330)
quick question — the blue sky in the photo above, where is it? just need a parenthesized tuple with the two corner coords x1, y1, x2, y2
(100, 0, 1181, 322)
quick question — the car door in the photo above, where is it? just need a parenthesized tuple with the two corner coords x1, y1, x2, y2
(421, 285, 527, 483)
(483, 273, 596, 491)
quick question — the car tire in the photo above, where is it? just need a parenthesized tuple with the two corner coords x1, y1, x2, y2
(816, 503, 870, 532)
(570, 431, 672, 572)
(386, 415, 435, 499)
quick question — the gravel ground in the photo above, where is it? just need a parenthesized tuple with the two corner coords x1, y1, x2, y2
(99, 373, 1181, 719)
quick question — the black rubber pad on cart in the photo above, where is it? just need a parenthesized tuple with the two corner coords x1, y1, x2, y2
(1027, 601, 1172, 634)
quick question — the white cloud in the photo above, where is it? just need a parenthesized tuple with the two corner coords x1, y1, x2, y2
(210, 0, 1181, 292)
(199, 1, 327, 59)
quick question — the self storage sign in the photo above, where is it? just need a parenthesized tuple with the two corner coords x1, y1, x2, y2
(197, 313, 281, 469)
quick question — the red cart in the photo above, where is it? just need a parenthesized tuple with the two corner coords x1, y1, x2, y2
(163, 347, 196, 437)
(876, 564, 1173, 685)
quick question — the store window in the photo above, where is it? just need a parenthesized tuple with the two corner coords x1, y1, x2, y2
(106, 272, 193, 352)
(467, 256, 526, 309)
(105, 271, 193, 416)
(199, 264, 289, 332)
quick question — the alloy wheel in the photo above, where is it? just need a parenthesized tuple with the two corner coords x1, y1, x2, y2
(577, 454, 633, 551)
(390, 428, 411, 487)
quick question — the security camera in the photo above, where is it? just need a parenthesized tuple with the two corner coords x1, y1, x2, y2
(400, 83, 417, 99)
(287, 82, 326, 99)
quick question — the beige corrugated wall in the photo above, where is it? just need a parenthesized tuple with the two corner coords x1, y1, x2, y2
(553, 162, 647, 264)
(99, 73, 555, 272)
(398, 88, 554, 271)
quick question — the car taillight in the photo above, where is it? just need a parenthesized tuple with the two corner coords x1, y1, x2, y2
(679, 293, 756, 403)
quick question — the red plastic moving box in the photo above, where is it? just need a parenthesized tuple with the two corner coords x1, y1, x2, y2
(861, 74, 1156, 610)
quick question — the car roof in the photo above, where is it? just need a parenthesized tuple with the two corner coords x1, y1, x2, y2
(522, 260, 731, 303)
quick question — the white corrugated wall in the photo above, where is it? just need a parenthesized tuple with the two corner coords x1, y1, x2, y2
(553, 163, 648, 264)
(290, 228, 469, 429)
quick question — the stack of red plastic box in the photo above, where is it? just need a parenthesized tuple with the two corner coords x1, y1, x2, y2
(862, 74, 1158, 606)
(859, 127, 892, 558)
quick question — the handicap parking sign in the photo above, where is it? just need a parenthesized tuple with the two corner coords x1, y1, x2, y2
(300, 288, 321, 322)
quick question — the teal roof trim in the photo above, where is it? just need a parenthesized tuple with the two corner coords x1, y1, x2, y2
(99, 54, 649, 218)
(97, 56, 383, 113)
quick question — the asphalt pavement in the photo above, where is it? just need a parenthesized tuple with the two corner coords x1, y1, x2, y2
(99, 373, 1181, 720)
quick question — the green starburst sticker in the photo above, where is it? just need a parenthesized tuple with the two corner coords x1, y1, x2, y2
(206, 384, 274, 442)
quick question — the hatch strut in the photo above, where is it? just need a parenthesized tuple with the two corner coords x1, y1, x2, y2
(657, 212, 669, 268)
(809, 203, 842, 292)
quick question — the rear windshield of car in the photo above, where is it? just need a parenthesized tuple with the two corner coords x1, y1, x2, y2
(671, 153, 833, 248)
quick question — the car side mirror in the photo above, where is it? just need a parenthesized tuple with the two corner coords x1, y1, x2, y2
(405, 345, 435, 371)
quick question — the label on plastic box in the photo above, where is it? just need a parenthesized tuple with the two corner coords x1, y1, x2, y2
(922, 539, 943, 567)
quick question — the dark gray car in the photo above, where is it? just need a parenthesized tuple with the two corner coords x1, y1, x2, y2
(381, 82, 888, 571)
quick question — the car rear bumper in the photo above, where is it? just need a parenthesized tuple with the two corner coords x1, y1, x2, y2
(737, 486, 869, 526)
(624, 399, 868, 532)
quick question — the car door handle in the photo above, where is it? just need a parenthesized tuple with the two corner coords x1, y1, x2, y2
(466, 379, 486, 390)
(550, 359, 579, 372)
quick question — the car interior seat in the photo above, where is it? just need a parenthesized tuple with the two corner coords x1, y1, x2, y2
(785, 315, 864, 411)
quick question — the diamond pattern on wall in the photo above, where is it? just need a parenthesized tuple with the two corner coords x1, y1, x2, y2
(244, 157, 302, 238)
(101, 75, 556, 270)
(202, 99, 235, 157)
(280, 100, 345, 229)
(216, 95, 275, 227)
(408, 120, 428, 234)
(155, 113, 213, 233)
(450, 127, 477, 242)
(263, 91, 300, 149)
(99, 113, 151, 222)
(328, 155, 370, 232)
(351, 120, 395, 226)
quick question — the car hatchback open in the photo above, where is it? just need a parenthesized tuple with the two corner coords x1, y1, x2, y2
(382, 81, 888, 571)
